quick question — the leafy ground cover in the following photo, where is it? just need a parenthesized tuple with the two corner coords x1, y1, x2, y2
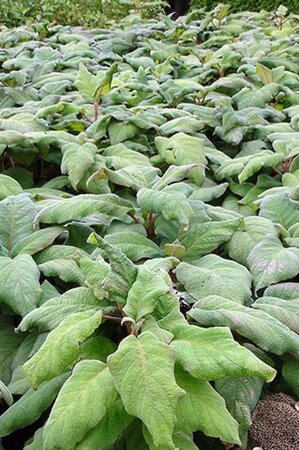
(0, 0, 166, 28)
(0, 4, 299, 450)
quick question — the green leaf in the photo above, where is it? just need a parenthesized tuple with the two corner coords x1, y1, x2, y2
(256, 63, 273, 85)
(189, 181, 228, 203)
(189, 295, 299, 355)
(137, 188, 192, 231)
(79, 335, 117, 362)
(35, 194, 133, 225)
(74, 65, 99, 101)
(225, 216, 277, 266)
(61, 142, 97, 190)
(108, 332, 184, 449)
(75, 400, 132, 450)
(253, 296, 299, 333)
(75, 63, 117, 102)
(141, 316, 174, 344)
(0, 255, 41, 316)
(264, 282, 299, 299)
(0, 194, 36, 255)
(88, 233, 137, 304)
(175, 367, 240, 445)
(170, 324, 275, 382)
(0, 318, 24, 384)
(124, 266, 171, 322)
(215, 346, 269, 448)
(143, 427, 199, 450)
(282, 355, 299, 397)
(104, 143, 151, 169)
(0, 373, 68, 437)
(23, 311, 102, 388)
(108, 122, 139, 145)
(160, 117, 205, 135)
(105, 232, 162, 261)
(0, 380, 13, 406)
(259, 191, 299, 230)
(18, 287, 103, 332)
(34, 244, 85, 264)
(38, 259, 86, 285)
(152, 165, 202, 192)
(43, 360, 117, 450)
(176, 255, 252, 304)
(247, 234, 299, 292)
(180, 218, 242, 262)
(215, 151, 283, 184)
(24, 428, 44, 450)
(0, 174, 22, 199)
(155, 133, 206, 186)
(11, 226, 65, 257)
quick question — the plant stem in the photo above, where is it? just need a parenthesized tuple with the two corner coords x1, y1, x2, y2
(102, 314, 122, 322)
(128, 212, 143, 225)
(117, 304, 132, 334)
(94, 100, 99, 121)
(273, 167, 283, 177)
(146, 213, 156, 240)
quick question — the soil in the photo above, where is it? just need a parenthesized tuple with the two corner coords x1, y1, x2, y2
(248, 393, 299, 450)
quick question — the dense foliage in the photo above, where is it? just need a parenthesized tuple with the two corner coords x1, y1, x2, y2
(0, 0, 166, 28)
(0, 4, 299, 450)
(191, 0, 299, 13)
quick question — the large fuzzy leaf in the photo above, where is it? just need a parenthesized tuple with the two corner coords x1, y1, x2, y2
(259, 191, 299, 230)
(215, 151, 283, 183)
(170, 324, 276, 382)
(88, 233, 137, 304)
(75, 400, 132, 450)
(38, 259, 86, 285)
(0, 174, 22, 199)
(253, 296, 299, 333)
(0, 318, 24, 384)
(176, 255, 252, 304)
(189, 295, 299, 355)
(175, 367, 240, 445)
(124, 266, 172, 322)
(108, 332, 184, 449)
(247, 234, 299, 292)
(265, 282, 299, 299)
(0, 373, 68, 437)
(137, 188, 192, 231)
(282, 355, 299, 397)
(35, 194, 133, 225)
(215, 345, 270, 449)
(23, 311, 102, 388)
(18, 287, 104, 332)
(11, 226, 65, 257)
(61, 142, 97, 189)
(226, 216, 277, 266)
(180, 218, 242, 261)
(43, 360, 117, 450)
(0, 194, 36, 255)
(155, 133, 206, 186)
(0, 255, 41, 316)
(105, 232, 162, 261)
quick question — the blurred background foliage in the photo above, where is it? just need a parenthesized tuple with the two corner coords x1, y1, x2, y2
(0, 0, 298, 29)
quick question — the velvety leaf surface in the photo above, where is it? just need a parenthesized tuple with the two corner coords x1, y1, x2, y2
(43, 360, 117, 450)
(24, 311, 102, 388)
(108, 332, 184, 449)
(170, 324, 275, 382)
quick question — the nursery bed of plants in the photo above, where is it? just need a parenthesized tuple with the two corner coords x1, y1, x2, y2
(0, 4, 299, 450)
